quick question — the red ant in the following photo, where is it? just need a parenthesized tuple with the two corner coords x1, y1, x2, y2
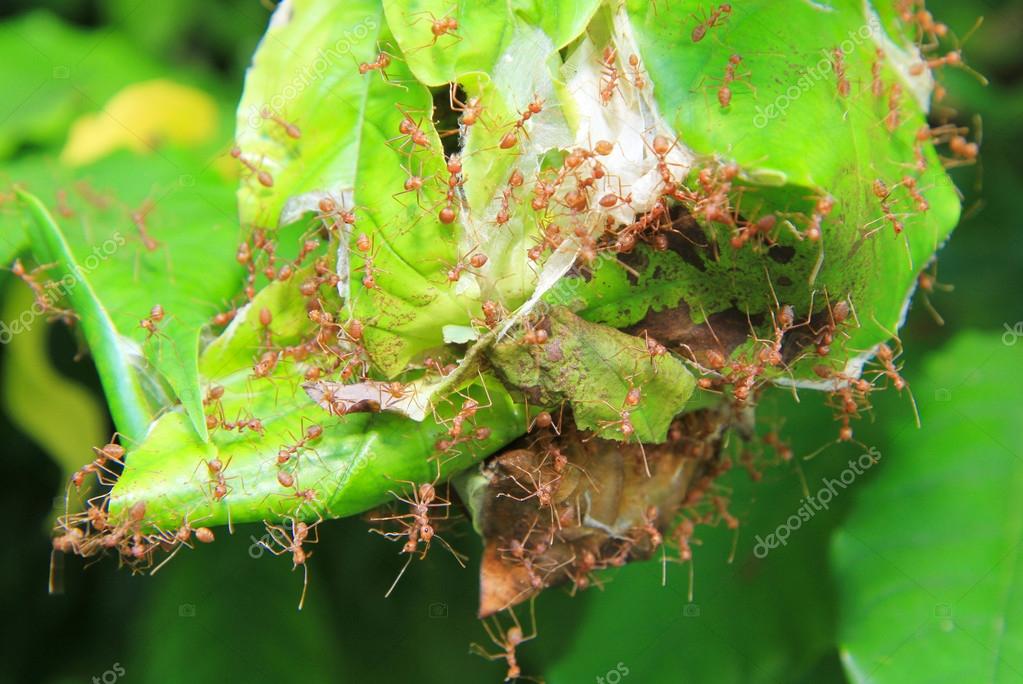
(947, 133, 979, 167)
(680, 163, 731, 224)
(527, 407, 562, 435)
(260, 517, 320, 609)
(388, 107, 432, 153)
(357, 45, 401, 86)
(871, 48, 885, 98)
(436, 153, 466, 224)
(916, 7, 949, 46)
(755, 303, 796, 367)
(709, 54, 751, 108)
(494, 168, 525, 226)
(393, 160, 426, 206)
(315, 195, 357, 232)
(498, 462, 563, 536)
(252, 349, 281, 379)
(650, 133, 685, 191)
(470, 604, 538, 682)
(528, 176, 557, 213)
(872, 179, 904, 235)
(443, 246, 488, 283)
(597, 177, 634, 210)
(260, 107, 300, 139)
(443, 385, 493, 441)
(230, 146, 273, 187)
(235, 239, 257, 300)
(351, 236, 385, 290)
(292, 237, 321, 268)
(628, 53, 646, 90)
(499, 519, 551, 591)
(520, 316, 549, 345)
(479, 299, 505, 329)
(833, 47, 850, 98)
(897, 2, 948, 48)
(599, 45, 621, 105)
(499, 95, 544, 150)
(71, 437, 127, 488)
(73, 181, 112, 210)
(899, 176, 929, 212)
(912, 44, 987, 86)
(372, 479, 462, 595)
(807, 292, 854, 357)
(449, 83, 485, 129)
(634, 505, 664, 548)
(871, 341, 908, 392)
(202, 385, 226, 429)
(712, 495, 739, 529)
(198, 456, 232, 501)
(691, 3, 731, 42)
(919, 123, 980, 168)
(272, 471, 323, 516)
(258, 306, 274, 347)
(812, 364, 872, 442)
(527, 221, 560, 261)
(55, 188, 74, 217)
(129, 199, 161, 251)
(884, 83, 903, 133)
(140, 304, 166, 340)
(806, 194, 834, 242)
(633, 329, 669, 371)
(211, 304, 238, 327)
(9, 259, 76, 324)
(409, 9, 460, 51)
(277, 422, 324, 465)
(220, 411, 265, 435)
(916, 261, 953, 325)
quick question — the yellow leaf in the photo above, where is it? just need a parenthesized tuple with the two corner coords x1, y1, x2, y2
(60, 79, 218, 167)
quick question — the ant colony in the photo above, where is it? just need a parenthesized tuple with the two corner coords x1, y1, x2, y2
(45, 2, 970, 681)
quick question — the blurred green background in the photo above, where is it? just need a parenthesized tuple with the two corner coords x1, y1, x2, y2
(0, 1, 1020, 682)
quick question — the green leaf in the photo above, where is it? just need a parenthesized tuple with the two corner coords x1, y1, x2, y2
(16, 188, 154, 441)
(14, 145, 246, 441)
(109, 272, 528, 530)
(545, 242, 704, 329)
(235, 0, 476, 375)
(624, 0, 961, 375)
(832, 332, 1023, 682)
(487, 307, 695, 443)
(382, 0, 601, 87)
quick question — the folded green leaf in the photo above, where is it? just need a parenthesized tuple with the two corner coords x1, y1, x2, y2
(109, 273, 528, 529)
(488, 307, 695, 443)
(17, 188, 155, 441)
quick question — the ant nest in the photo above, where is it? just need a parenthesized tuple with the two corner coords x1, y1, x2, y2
(472, 408, 738, 616)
